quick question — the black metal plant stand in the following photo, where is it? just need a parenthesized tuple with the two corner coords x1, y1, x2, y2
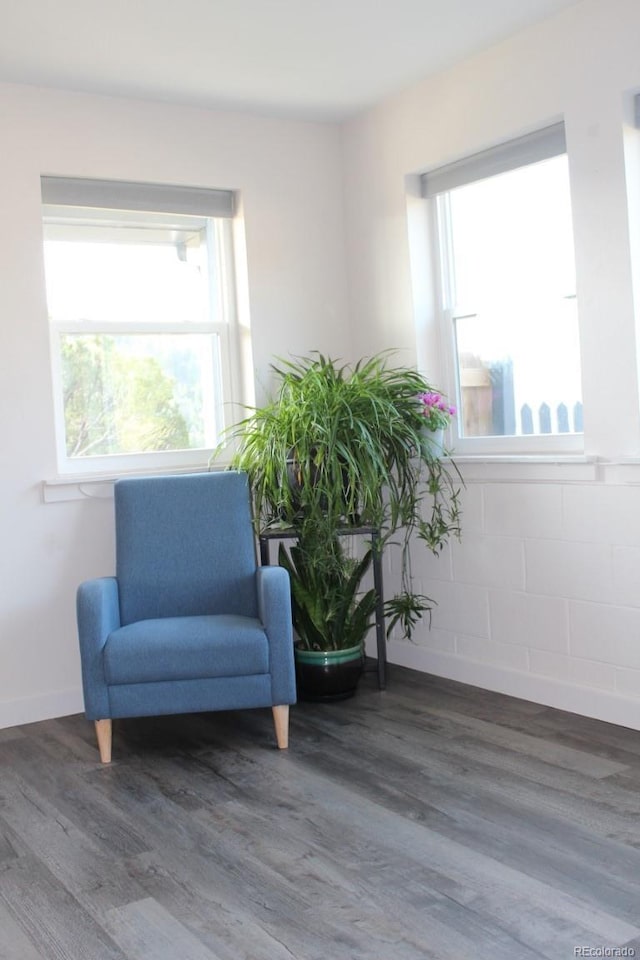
(258, 524, 387, 690)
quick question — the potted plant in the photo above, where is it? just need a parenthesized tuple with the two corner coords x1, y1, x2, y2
(418, 390, 457, 457)
(221, 352, 462, 699)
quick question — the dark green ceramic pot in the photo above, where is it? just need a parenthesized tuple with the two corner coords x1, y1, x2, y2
(294, 644, 364, 702)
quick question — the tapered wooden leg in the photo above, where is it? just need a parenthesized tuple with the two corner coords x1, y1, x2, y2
(272, 705, 289, 749)
(95, 719, 112, 763)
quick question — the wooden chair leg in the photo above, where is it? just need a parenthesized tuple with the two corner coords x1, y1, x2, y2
(272, 705, 289, 749)
(95, 719, 112, 763)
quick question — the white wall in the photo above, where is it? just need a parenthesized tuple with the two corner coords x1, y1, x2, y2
(0, 82, 351, 727)
(343, 0, 640, 729)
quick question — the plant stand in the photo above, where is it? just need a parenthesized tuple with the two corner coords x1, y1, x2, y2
(259, 524, 387, 690)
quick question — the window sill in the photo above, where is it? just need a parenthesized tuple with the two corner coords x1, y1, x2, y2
(452, 455, 598, 484)
(42, 461, 227, 503)
(44, 456, 640, 503)
(452, 456, 640, 484)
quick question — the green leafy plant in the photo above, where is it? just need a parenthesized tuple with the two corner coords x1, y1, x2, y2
(277, 527, 378, 652)
(222, 352, 462, 651)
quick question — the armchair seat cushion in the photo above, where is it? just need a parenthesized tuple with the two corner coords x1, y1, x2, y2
(104, 614, 270, 685)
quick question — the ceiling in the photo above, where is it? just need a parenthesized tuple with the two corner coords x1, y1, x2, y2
(0, 0, 581, 121)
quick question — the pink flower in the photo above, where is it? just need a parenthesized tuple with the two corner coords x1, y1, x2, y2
(417, 391, 455, 429)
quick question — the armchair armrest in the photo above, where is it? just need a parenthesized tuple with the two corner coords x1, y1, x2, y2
(77, 577, 121, 719)
(256, 565, 296, 705)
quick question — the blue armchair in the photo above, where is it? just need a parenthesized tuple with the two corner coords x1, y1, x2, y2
(77, 471, 296, 762)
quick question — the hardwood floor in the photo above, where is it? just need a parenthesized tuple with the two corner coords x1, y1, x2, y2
(1, 665, 640, 960)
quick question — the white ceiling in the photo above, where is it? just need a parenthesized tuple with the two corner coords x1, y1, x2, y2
(0, 0, 581, 121)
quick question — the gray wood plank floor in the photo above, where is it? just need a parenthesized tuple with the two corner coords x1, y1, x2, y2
(2, 665, 640, 960)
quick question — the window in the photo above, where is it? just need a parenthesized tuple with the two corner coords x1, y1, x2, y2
(41, 177, 239, 475)
(423, 124, 582, 451)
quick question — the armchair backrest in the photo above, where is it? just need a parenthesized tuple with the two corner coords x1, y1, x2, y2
(115, 471, 258, 625)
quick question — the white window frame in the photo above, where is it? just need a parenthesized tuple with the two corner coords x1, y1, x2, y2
(423, 125, 584, 457)
(41, 177, 242, 478)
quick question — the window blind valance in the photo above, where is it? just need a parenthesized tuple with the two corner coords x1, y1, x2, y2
(421, 122, 566, 198)
(41, 176, 235, 219)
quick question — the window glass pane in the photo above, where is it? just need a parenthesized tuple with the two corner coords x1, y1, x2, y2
(43, 231, 209, 327)
(445, 154, 582, 438)
(59, 332, 221, 458)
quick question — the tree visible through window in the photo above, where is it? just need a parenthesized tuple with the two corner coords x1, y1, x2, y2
(60, 334, 192, 457)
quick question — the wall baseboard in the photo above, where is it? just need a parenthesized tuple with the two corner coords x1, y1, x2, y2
(0, 688, 84, 730)
(387, 644, 640, 732)
(3, 656, 637, 734)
